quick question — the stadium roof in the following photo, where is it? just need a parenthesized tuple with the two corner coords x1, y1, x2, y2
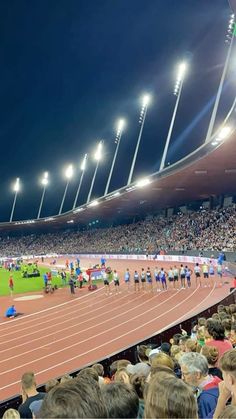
(0, 120, 235, 233)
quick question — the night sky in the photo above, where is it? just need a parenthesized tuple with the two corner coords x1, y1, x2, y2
(0, 0, 234, 222)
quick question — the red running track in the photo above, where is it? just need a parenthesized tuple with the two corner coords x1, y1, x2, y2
(0, 258, 230, 401)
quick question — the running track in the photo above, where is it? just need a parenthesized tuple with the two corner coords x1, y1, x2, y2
(0, 258, 231, 400)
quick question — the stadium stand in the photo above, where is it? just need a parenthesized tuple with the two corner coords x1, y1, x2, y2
(0, 206, 235, 257)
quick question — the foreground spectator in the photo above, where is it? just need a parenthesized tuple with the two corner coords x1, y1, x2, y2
(18, 372, 45, 418)
(179, 352, 221, 418)
(144, 372, 198, 418)
(2, 409, 20, 419)
(205, 320, 232, 362)
(101, 382, 139, 418)
(44, 378, 59, 393)
(213, 350, 236, 418)
(201, 345, 222, 379)
(39, 378, 107, 418)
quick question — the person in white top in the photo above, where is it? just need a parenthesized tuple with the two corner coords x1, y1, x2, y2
(194, 263, 201, 287)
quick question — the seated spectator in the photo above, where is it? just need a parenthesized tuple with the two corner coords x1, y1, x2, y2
(44, 378, 59, 393)
(213, 349, 236, 418)
(205, 320, 232, 363)
(60, 373, 73, 384)
(76, 367, 99, 382)
(201, 345, 223, 379)
(114, 368, 131, 384)
(126, 362, 151, 378)
(180, 352, 221, 418)
(150, 352, 175, 371)
(144, 371, 198, 419)
(170, 344, 183, 362)
(229, 323, 236, 347)
(218, 405, 236, 418)
(130, 374, 146, 419)
(92, 363, 110, 386)
(2, 409, 20, 419)
(101, 382, 139, 418)
(40, 378, 107, 418)
(18, 372, 45, 419)
(185, 338, 201, 353)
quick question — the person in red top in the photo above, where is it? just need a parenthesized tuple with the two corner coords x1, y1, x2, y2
(9, 276, 14, 295)
(205, 320, 232, 364)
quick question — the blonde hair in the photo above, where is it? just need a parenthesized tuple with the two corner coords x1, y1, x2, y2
(185, 338, 201, 353)
(145, 373, 198, 419)
(2, 409, 20, 419)
(201, 345, 219, 366)
(114, 368, 130, 384)
(170, 345, 183, 361)
(151, 352, 174, 370)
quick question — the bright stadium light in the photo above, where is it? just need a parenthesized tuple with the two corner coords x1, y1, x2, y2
(10, 178, 20, 222)
(205, 14, 235, 143)
(104, 118, 126, 195)
(88, 200, 99, 207)
(73, 154, 88, 209)
(218, 125, 232, 139)
(127, 94, 151, 185)
(58, 164, 74, 215)
(87, 141, 103, 203)
(37, 172, 49, 219)
(160, 60, 188, 171)
(136, 178, 150, 188)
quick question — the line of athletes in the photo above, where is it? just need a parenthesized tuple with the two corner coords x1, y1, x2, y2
(103, 262, 223, 295)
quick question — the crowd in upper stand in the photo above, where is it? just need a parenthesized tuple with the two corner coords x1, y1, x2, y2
(3, 301, 236, 419)
(0, 206, 235, 257)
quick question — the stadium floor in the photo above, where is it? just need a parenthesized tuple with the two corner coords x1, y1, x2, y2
(0, 257, 231, 400)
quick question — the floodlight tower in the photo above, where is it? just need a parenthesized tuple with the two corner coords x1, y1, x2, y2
(205, 14, 235, 143)
(10, 177, 20, 222)
(73, 154, 87, 209)
(159, 61, 187, 171)
(58, 164, 73, 215)
(37, 172, 49, 219)
(127, 95, 151, 185)
(87, 141, 103, 204)
(104, 119, 125, 195)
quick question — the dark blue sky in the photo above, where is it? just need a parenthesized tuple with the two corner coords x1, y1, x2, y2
(0, 0, 234, 221)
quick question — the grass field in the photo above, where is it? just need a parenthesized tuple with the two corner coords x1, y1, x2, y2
(0, 267, 64, 296)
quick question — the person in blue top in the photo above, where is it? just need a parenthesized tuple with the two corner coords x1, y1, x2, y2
(5, 305, 17, 318)
(101, 257, 106, 267)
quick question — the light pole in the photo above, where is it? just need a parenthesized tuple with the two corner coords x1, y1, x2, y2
(10, 177, 20, 222)
(58, 164, 73, 215)
(87, 141, 103, 204)
(205, 14, 235, 144)
(37, 172, 49, 219)
(159, 61, 187, 171)
(127, 94, 151, 185)
(104, 119, 125, 195)
(73, 154, 87, 209)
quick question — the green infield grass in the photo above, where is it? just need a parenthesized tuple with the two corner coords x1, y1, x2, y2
(0, 267, 63, 296)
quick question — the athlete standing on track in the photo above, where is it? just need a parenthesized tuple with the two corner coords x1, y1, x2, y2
(134, 270, 140, 292)
(140, 268, 146, 290)
(194, 263, 201, 288)
(124, 268, 130, 291)
(160, 268, 167, 291)
(113, 270, 120, 294)
(146, 267, 153, 292)
(168, 267, 174, 289)
(9, 275, 14, 296)
(180, 265, 186, 289)
(173, 265, 179, 290)
(154, 267, 161, 292)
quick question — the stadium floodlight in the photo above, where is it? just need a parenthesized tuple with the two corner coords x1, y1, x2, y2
(218, 125, 232, 139)
(73, 154, 88, 209)
(205, 14, 235, 144)
(58, 164, 74, 215)
(160, 61, 188, 171)
(88, 200, 99, 207)
(104, 118, 126, 195)
(10, 178, 20, 222)
(87, 141, 103, 203)
(136, 178, 150, 188)
(127, 94, 151, 185)
(37, 172, 49, 219)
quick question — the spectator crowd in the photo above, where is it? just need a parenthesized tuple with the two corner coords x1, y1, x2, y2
(3, 301, 236, 418)
(0, 206, 235, 257)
